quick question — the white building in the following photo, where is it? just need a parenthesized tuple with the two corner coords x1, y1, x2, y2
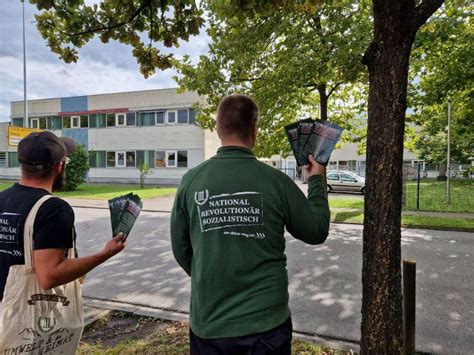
(0, 89, 220, 184)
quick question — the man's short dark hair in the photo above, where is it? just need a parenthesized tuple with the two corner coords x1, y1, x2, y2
(21, 164, 57, 181)
(216, 94, 259, 141)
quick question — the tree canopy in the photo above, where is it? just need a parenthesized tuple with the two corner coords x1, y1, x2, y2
(30, 0, 204, 77)
(409, 1, 473, 164)
(175, 0, 372, 157)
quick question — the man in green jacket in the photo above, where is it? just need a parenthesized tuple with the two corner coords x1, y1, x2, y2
(171, 94, 330, 354)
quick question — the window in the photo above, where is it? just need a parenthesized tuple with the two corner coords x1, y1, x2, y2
(0, 152, 6, 167)
(126, 151, 136, 167)
(116, 113, 126, 126)
(106, 114, 116, 127)
(116, 151, 126, 167)
(107, 151, 116, 167)
(80, 115, 89, 128)
(30, 118, 39, 129)
(63, 116, 71, 129)
(155, 150, 166, 167)
(341, 174, 355, 182)
(12, 118, 23, 127)
(90, 114, 106, 128)
(71, 116, 80, 128)
(166, 151, 177, 167)
(7, 152, 19, 168)
(51, 116, 63, 130)
(177, 151, 188, 167)
(140, 112, 155, 126)
(89, 151, 106, 168)
(327, 173, 339, 181)
(39, 117, 48, 129)
(166, 110, 177, 124)
(137, 150, 155, 168)
(178, 109, 188, 124)
(156, 111, 164, 124)
(189, 108, 196, 124)
(126, 112, 136, 126)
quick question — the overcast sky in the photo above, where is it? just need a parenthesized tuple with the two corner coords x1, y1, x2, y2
(0, 2, 209, 122)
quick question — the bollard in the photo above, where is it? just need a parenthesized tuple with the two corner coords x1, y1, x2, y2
(403, 259, 416, 355)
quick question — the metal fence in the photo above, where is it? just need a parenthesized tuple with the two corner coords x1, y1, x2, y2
(402, 164, 473, 213)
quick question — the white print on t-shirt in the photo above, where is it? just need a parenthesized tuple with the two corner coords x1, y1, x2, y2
(0, 212, 22, 258)
(195, 191, 264, 232)
(223, 231, 266, 239)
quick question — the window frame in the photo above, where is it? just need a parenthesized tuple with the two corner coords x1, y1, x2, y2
(106, 151, 116, 168)
(166, 150, 177, 168)
(30, 118, 39, 129)
(166, 110, 177, 124)
(116, 151, 126, 167)
(71, 115, 81, 129)
(116, 113, 126, 126)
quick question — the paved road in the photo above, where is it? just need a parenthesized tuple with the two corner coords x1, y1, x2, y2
(74, 207, 473, 354)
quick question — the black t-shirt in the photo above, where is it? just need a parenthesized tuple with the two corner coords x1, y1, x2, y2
(0, 184, 76, 301)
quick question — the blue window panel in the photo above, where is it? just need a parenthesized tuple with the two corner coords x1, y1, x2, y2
(61, 96, 88, 113)
(62, 129, 88, 150)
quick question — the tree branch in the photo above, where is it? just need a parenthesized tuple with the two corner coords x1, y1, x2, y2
(52, 0, 152, 38)
(328, 81, 344, 97)
(412, 0, 444, 32)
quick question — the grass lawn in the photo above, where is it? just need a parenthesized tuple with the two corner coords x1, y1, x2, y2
(0, 181, 176, 200)
(404, 178, 473, 212)
(331, 210, 474, 231)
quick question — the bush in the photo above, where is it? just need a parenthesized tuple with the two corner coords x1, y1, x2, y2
(65, 145, 90, 191)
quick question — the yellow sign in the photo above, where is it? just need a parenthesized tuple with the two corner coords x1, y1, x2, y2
(8, 126, 43, 146)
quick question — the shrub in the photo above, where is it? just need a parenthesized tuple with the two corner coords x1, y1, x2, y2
(138, 163, 153, 188)
(65, 145, 90, 191)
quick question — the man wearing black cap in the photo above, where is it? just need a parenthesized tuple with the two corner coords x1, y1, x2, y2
(0, 131, 125, 302)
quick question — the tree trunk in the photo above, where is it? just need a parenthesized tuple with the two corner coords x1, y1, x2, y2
(317, 84, 328, 121)
(360, 0, 443, 353)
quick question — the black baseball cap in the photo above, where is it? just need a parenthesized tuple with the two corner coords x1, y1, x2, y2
(18, 131, 77, 170)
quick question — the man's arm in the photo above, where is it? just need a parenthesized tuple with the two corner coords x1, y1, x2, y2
(285, 155, 330, 245)
(34, 234, 125, 290)
(170, 191, 192, 276)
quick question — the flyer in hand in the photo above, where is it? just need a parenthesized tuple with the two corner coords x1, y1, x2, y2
(284, 118, 343, 166)
(108, 193, 143, 241)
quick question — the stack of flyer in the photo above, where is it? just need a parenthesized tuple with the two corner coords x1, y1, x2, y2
(285, 118, 343, 166)
(108, 193, 143, 241)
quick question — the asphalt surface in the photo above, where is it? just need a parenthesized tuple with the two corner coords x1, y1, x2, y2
(74, 207, 474, 354)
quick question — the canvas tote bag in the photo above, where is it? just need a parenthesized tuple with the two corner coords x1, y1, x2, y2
(0, 195, 84, 354)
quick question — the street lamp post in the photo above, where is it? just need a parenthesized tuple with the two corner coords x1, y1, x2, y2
(447, 98, 451, 205)
(22, 0, 28, 128)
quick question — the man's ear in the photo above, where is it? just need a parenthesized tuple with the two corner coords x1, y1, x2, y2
(252, 124, 258, 141)
(54, 161, 64, 173)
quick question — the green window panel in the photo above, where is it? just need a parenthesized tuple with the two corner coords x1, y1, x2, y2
(89, 151, 106, 168)
(137, 150, 155, 168)
(51, 116, 63, 130)
(63, 117, 71, 129)
(12, 118, 24, 127)
(106, 114, 116, 127)
(8, 152, 20, 168)
(80, 115, 89, 128)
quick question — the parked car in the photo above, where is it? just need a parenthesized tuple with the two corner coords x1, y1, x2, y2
(326, 170, 366, 194)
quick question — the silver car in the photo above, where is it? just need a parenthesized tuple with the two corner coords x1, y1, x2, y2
(326, 170, 366, 194)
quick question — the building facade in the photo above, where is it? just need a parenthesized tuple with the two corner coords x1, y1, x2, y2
(0, 89, 220, 184)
